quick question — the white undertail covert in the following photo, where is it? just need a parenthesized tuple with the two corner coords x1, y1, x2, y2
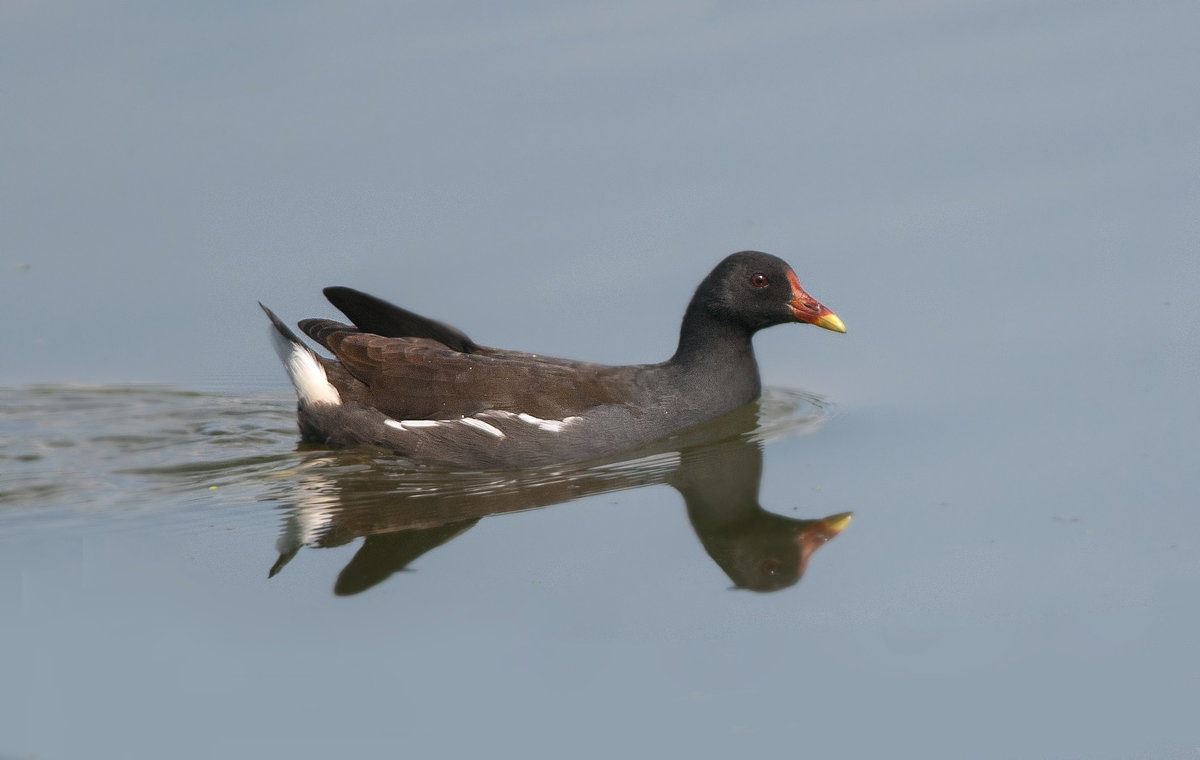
(268, 328, 342, 406)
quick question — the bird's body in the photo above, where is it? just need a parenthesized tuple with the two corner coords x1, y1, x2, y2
(263, 251, 844, 469)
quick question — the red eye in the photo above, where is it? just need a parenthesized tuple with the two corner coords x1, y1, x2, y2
(751, 273, 769, 288)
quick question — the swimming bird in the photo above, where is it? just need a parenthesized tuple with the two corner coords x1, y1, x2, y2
(262, 250, 844, 469)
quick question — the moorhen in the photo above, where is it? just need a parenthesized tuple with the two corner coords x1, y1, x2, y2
(262, 250, 844, 469)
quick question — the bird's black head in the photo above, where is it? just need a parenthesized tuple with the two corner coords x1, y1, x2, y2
(692, 251, 845, 334)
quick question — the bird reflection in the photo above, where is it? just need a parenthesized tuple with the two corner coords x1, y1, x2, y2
(267, 389, 851, 595)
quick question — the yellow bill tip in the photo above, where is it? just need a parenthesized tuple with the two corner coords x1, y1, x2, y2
(821, 512, 853, 534)
(814, 312, 846, 333)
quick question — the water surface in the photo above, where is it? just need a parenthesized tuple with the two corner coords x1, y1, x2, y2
(3, 1, 1199, 758)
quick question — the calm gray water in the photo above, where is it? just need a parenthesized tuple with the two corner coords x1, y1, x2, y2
(3, 1, 1200, 758)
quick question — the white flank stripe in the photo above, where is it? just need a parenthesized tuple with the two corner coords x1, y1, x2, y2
(385, 410, 573, 437)
(285, 346, 341, 406)
(516, 412, 579, 432)
(386, 419, 443, 431)
(460, 417, 506, 438)
(400, 419, 441, 429)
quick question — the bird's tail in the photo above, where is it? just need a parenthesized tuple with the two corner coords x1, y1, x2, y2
(260, 303, 342, 406)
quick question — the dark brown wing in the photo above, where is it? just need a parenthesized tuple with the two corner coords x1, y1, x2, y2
(322, 286, 479, 353)
(300, 318, 638, 420)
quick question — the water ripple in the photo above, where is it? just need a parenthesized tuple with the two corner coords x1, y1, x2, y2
(0, 384, 831, 527)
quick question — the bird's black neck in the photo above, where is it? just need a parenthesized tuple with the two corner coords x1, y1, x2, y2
(668, 305, 762, 408)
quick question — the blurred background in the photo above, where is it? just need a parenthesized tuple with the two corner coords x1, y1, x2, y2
(3, 2, 1199, 759)
(5, 1, 1192, 399)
